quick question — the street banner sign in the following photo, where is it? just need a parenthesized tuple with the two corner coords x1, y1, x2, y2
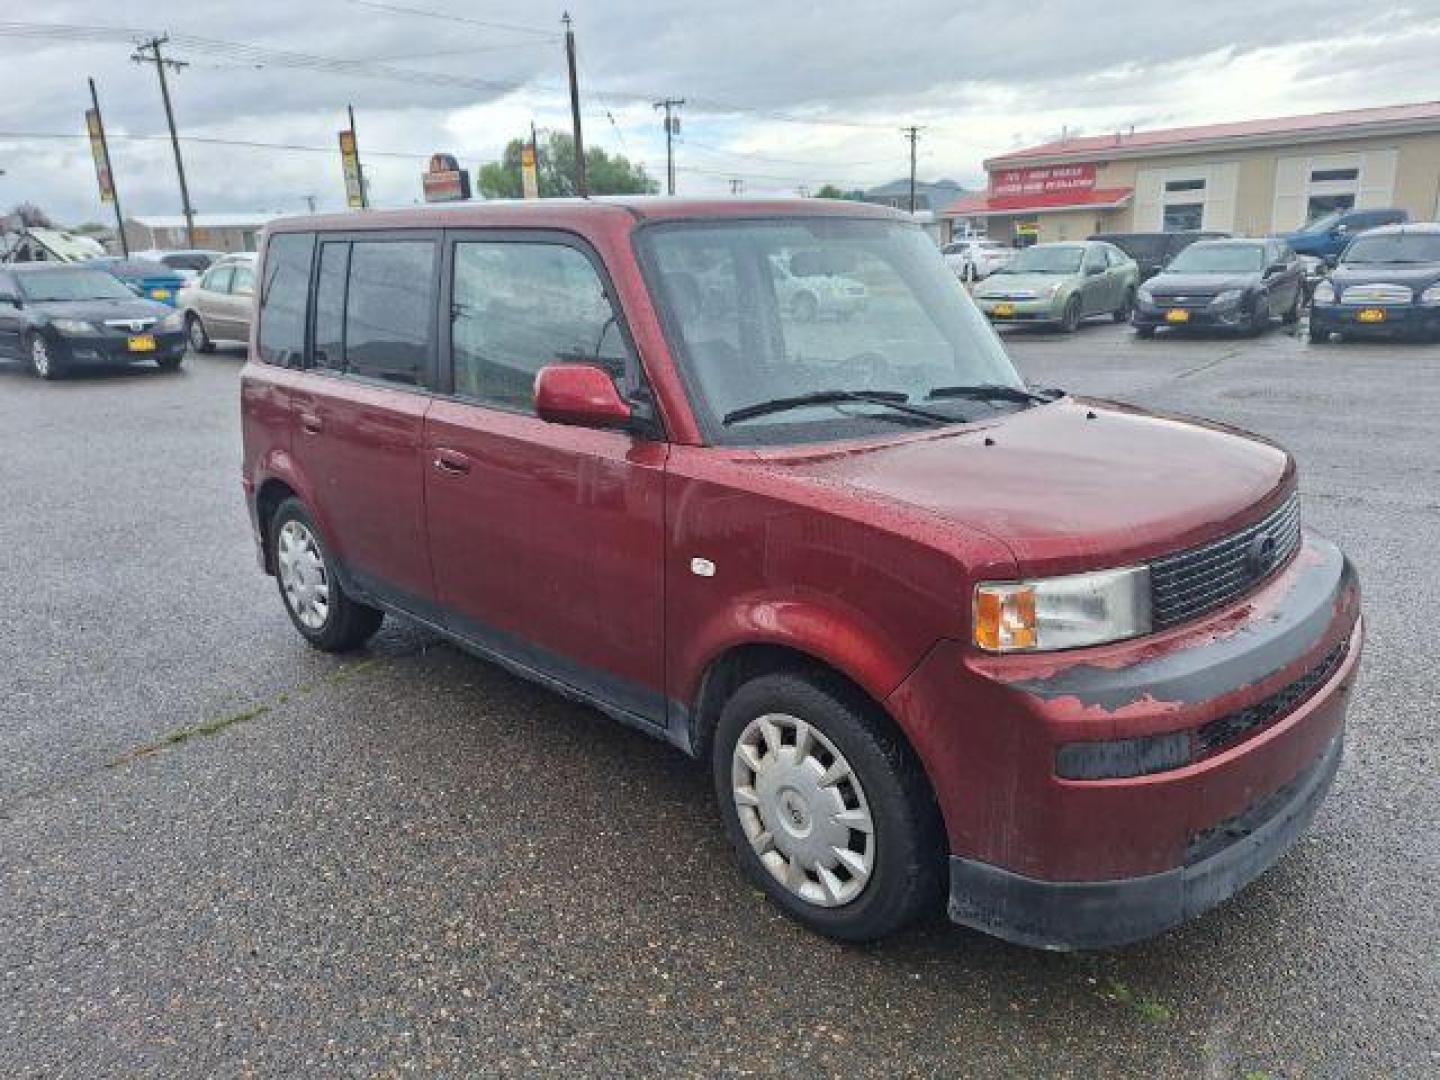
(521, 144, 539, 200)
(339, 130, 364, 208)
(422, 153, 472, 202)
(85, 108, 116, 203)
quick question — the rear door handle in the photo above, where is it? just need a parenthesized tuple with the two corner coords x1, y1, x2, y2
(432, 448, 472, 475)
(299, 412, 323, 435)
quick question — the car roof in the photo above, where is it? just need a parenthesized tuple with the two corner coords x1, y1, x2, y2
(1353, 221, 1440, 237)
(268, 196, 908, 235)
(1187, 237, 1266, 248)
(7, 262, 117, 275)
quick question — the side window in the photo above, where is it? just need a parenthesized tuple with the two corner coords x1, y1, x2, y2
(204, 265, 234, 294)
(257, 233, 314, 367)
(451, 240, 630, 412)
(231, 265, 255, 296)
(311, 242, 349, 372)
(1083, 246, 1105, 271)
(344, 240, 436, 387)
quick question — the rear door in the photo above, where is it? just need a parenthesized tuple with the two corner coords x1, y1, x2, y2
(283, 230, 441, 605)
(225, 262, 257, 342)
(0, 270, 22, 356)
(422, 230, 668, 725)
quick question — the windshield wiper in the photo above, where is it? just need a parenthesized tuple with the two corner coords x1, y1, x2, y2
(924, 383, 1058, 405)
(723, 389, 952, 426)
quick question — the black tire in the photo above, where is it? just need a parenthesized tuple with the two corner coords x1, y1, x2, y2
(1113, 288, 1135, 323)
(712, 670, 944, 942)
(25, 332, 61, 380)
(1281, 290, 1301, 326)
(791, 292, 819, 323)
(185, 312, 215, 354)
(269, 497, 383, 652)
(1248, 299, 1269, 336)
(1308, 325, 1331, 344)
(156, 353, 184, 372)
(1059, 295, 1082, 333)
(1135, 324, 1157, 339)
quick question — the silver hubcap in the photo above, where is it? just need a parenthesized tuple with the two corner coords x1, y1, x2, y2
(731, 713, 875, 908)
(31, 337, 49, 376)
(189, 318, 206, 349)
(277, 520, 330, 630)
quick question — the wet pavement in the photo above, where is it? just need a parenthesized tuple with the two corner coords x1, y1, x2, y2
(1, 321, 1435, 1076)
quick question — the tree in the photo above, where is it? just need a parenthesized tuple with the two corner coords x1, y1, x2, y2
(812, 185, 867, 201)
(478, 131, 658, 199)
(9, 202, 53, 228)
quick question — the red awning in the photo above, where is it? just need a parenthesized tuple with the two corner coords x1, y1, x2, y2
(942, 187, 1133, 218)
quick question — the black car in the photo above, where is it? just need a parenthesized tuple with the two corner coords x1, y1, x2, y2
(1309, 223, 1440, 343)
(1132, 238, 1306, 337)
(1089, 230, 1229, 281)
(0, 263, 187, 379)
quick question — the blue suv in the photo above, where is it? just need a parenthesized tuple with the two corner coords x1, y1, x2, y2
(1280, 207, 1410, 262)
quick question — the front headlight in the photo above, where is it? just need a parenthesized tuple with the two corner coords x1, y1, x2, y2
(49, 318, 94, 334)
(158, 311, 184, 331)
(1313, 280, 1336, 304)
(1420, 284, 1440, 306)
(1211, 289, 1246, 308)
(974, 567, 1152, 652)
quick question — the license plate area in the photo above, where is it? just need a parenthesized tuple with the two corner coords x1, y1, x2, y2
(127, 333, 157, 352)
(1356, 308, 1386, 323)
(993, 302, 1016, 318)
(1165, 309, 1191, 324)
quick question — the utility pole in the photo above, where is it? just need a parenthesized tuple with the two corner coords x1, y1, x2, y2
(303, 194, 317, 213)
(87, 77, 129, 257)
(902, 125, 922, 215)
(729, 177, 744, 196)
(348, 104, 369, 208)
(653, 98, 684, 196)
(562, 13, 586, 196)
(132, 36, 195, 247)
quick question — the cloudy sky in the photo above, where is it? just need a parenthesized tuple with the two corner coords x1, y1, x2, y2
(3, 1, 1439, 225)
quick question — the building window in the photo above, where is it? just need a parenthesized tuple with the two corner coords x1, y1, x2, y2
(1306, 193, 1355, 222)
(1162, 203, 1204, 231)
(1164, 178, 1205, 192)
(1310, 168, 1359, 183)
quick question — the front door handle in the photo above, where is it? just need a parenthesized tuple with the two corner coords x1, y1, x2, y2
(432, 448, 472, 475)
(299, 412, 323, 435)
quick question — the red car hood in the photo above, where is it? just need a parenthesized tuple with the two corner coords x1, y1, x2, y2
(755, 397, 1295, 577)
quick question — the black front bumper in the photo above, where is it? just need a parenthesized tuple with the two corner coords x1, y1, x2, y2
(56, 329, 186, 365)
(1310, 305, 1440, 339)
(947, 733, 1343, 950)
(1132, 304, 1249, 330)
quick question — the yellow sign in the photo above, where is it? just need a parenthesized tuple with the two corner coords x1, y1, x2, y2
(85, 108, 115, 204)
(339, 129, 364, 208)
(521, 144, 539, 200)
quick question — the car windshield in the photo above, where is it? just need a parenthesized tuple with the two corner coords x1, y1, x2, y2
(1341, 233, 1440, 264)
(15, 269, 137, 302)
(1166, 244, 1265, 274)
(997, 246, 1083, 274)
(638, 217, 1027, 446)
(1302, 210, 1344, 233)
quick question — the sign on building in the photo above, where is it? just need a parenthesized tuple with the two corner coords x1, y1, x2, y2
(521, 144, 539, 200)
(422, 153, 473, 203)
(991, 164, 1097, 197)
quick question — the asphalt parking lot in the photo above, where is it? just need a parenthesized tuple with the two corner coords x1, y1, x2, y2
(2, 319, 1436, 1078)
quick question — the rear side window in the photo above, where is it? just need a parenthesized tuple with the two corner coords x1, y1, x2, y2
(344, 240, 436, 387)
(203, 265, 234, 293)
(311, 242, 349, 372)
(257, 233, 314, 366)
(232, 264, 255, 296)
(450, 241, 630, 412)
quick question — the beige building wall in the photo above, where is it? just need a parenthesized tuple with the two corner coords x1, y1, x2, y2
(971, 130, 1440, 241)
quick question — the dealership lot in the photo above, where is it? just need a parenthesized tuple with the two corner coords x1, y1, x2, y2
(1, 324, 1435, 1076)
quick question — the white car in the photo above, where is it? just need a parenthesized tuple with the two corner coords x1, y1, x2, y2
(943, 238, 1015, 282)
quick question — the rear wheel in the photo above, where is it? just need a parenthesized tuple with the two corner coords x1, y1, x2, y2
(186, 312, 215, 354)
(26, 332, 60, 380)
(1282, 290, 1301, 325)
(713, 671, 944, 941)
(1113, 287, 1136, 323)
(1135, 324, 1157, 339)
(270, 497, 383, 652)
(156, 354, 184, 372)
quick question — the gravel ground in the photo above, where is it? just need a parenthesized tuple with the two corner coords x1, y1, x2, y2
(1, 320, 1435, 1078)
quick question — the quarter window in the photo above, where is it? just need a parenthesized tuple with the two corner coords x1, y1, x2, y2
(450, 241, 630, 412)
(232, 265, 255, 296)
(311, 242, 349, 372)
(343, 240, 436, 387)
(204, 265, 234, 293)
(257, 233, 314, 367)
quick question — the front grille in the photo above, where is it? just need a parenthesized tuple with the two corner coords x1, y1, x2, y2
(1150, 493, 1301, 630)
(1341, 283, 1412, 305)
(1195, 639, 1348, 758)
(1149, 292, 1218, 309)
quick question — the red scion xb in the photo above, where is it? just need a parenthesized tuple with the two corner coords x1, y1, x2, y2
(240, 199, 1362, 948)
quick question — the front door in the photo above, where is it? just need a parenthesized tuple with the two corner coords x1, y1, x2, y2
(423, 232, 668, 725)
(280, 231, 441, 605)
(1079, 246, 1112, 314)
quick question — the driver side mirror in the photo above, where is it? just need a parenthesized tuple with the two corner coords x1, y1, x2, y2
(534, 363, 632, 430)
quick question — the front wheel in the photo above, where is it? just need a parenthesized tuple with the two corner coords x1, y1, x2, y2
(713, 671, 944, 941)
(1059, 295, 1082, 333)
(186, 312, 215, 354)
(26, 332, 60, 380)
(1282, 290, 1302, 326)
(270, 498, 383, 652)
(1135, 324, 1157, 339)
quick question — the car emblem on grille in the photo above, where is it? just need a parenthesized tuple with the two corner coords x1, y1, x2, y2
(1246, 530, 1279, 577)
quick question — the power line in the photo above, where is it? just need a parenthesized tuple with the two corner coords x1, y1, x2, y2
(339, 0, 558, 39)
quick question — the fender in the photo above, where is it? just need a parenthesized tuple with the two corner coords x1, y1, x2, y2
(250, 448, 342, 575)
